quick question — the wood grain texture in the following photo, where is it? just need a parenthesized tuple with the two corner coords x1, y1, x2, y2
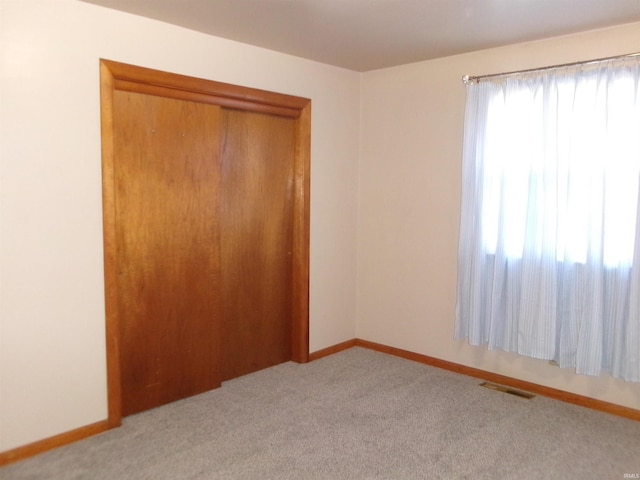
(291, 103, 311, 363)
(219, 109, 296, 381)
(100, 58, 310, 429)
(113, 79, 302, 119)
(99, 60, 123, 427)
(113, 91, 222, 416)
(103, 59, 308, 118)
(7, 59, 313, 467)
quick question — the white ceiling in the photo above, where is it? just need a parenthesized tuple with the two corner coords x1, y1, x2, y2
(82, 0, 640, 71)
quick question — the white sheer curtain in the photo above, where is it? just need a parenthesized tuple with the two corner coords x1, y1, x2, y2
(455, 56, 640, 382)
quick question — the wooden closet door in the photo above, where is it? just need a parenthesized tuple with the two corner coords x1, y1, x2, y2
(113, 90, 222, 416)
(219, 109, 296, 381)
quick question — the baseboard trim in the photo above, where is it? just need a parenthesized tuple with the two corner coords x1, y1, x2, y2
(351, 338, 640, 422)
(0, 419, 113, 467)
(309, 339, 357, 361)
(5, 338, 637, 466)
(1, 341, 357, 466)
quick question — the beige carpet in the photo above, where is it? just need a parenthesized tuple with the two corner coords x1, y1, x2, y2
(3, 347, 639, 479)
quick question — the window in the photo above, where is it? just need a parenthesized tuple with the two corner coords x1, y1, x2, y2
(455, 56, 640, 382)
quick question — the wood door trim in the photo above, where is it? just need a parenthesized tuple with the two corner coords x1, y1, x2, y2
(292, 103, 311, 361)
(103, 60, 307, 118)
(100, 59, 310, 428)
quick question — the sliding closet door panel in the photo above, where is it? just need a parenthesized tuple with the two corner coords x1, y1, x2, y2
(113, 91, 222, 416)
(220, 109, 295, 381)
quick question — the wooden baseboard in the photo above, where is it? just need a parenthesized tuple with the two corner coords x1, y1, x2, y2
(352, 338, 640, 422)
(5, 338, 637, 466)
(0, 419, 113, 467)
(309, 339, 357, 361)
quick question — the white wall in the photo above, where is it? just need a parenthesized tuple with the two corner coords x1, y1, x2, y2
(358, 22, 640, 410)
(0, 0, 360, 452)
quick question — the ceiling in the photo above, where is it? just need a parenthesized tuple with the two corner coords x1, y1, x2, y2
(82, 0, 640, 71)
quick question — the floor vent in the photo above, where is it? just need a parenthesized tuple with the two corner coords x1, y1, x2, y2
(480, 382, 536, 399)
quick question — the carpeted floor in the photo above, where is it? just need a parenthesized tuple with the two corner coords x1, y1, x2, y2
(2, 347, 639, 479)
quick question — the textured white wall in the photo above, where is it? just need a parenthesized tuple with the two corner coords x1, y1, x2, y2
(358, 22, 640, 410)
(0, 0, 360, 451)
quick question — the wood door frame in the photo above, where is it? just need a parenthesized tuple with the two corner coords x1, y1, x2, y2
(99, 59, 310, 428)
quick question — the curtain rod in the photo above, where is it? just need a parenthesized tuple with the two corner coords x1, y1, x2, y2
(462, 51, 640, 84)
